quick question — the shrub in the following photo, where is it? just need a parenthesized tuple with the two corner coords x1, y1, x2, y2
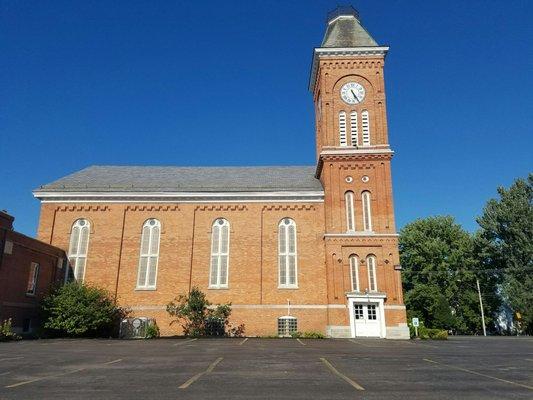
(0, 319, 20, 341)
(41, 282, 128, 337)
(166, 287, 245, 337)
(408, 320, 447, 340)
(427, 329, 448, 340)
(145, 322, 160, 339)
(291, 331, 325, 339)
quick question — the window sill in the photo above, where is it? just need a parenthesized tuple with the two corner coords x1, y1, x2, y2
(135, 287, 157, 291)
(278, 286, 299, 290)
(208, 286, 229, 290)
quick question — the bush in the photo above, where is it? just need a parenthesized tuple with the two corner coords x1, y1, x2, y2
(427, 329, 448, 340)
(291, 331, 325, 339)
(166, 287, 245, 337)
(41, 282, 128, 337)
(145, 322, 160, 339)
(408, 320, 447, 340)
(0, 319, 20, 341)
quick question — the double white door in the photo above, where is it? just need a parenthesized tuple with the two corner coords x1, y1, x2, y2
(352, 303, 381, 337)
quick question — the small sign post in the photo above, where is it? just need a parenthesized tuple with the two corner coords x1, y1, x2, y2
(412, 317, 420, 337)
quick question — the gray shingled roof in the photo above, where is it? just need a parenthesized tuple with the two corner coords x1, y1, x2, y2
(35, 166, 323, 193)
(321, 15, 378, 48)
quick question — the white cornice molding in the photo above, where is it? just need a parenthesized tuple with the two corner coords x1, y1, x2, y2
(320, 148, 394, 156)
(33, 190, 325, 203)
(309, 46, 389, 92)
(324, 232, 399, 238)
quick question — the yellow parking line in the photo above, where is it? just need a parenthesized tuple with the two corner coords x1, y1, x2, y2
(320, 357, 365, 391)
(424, 358, 533, 391)
(179, 357, 223, 389)
(239, 338, 248, 346)
(104, 359, 122, 365)
(5, 368, 85, 388)
(173, 338, 197, 347)
(296, 338, 306, 346)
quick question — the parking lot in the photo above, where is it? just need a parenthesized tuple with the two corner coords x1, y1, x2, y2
(0, 336, 532, 399)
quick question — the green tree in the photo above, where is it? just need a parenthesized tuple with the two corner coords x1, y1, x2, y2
(166, 287, 244, 337)
(41, 282, 127, 337)
(400, 216, 499, 334)
(476, 174, 533, 334)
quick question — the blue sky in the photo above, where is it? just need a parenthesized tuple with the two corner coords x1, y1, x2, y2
(1, 0, 531, 236)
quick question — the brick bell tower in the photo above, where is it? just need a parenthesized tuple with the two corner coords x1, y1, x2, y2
(311, 7, 409, 338)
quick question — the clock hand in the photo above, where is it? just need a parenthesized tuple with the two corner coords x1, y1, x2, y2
(350, 89, 359, 102)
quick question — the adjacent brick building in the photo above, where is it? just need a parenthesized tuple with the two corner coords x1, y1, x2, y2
(0, 211, 66, 334)
(33, 7, 409, 339)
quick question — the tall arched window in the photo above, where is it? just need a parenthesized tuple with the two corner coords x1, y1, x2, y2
(362, 191, 372, 231)
(339, 111, 347, 146)
(350, 111, 358, 146)
(210, 218, 230, 288)
(137, 219, 161, 289)
(67, 219, 91, 282)
(361, 110, 370, 146)
(278, 218, 298, 288)
(349, 254, 359, 292)
(345, 191, 355, 232)
(367, 255, 377, 292)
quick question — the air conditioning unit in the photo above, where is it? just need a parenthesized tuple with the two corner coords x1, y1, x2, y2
(119, 317, 155, 339)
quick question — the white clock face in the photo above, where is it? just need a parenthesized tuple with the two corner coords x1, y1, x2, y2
(340, 82, 366, 105)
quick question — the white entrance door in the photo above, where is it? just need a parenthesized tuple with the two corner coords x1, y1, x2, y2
(352, 303, 381, 337)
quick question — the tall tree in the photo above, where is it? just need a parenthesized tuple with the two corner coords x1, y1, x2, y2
(476, 174, 533, 334)
(400, 216, 500, 334)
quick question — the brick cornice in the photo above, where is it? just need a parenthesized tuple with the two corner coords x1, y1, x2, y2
(315, 151, 393, 177)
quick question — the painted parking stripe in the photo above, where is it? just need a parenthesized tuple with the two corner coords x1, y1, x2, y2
(296, 338, 306, 346)
(5, 368, 86, 388)
(424, 358, 533, 391)
(239, 338, 248, 346)
(179, 357, 223, 389)
(0, 372, 12, 376)
(348, 339, 371, 347)
(173, 338, 197, 347)
(104, 359, 122, 365)
(320, 357, 365, 391)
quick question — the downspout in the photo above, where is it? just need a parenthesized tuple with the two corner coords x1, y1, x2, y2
(114, 206, 128, 302)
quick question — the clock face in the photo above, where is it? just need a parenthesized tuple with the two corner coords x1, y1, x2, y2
(340, 82, 366, 105)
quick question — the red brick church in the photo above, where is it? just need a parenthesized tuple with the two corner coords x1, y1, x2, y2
(34, 7, 409, 339)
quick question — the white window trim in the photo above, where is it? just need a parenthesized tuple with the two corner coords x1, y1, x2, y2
(67, 219, 90, 283)
(361, 110, 370, 146)
(345, 191, 355, 232)
(26, 262, 39, 296)
(339, 111, 347, 147)
(349, 255, 359, 292)
(350, 111, 358, 147)
(362, 191, 373, 231)
(209, 218, 230, 289)
(278, 218, 298, 289)
(367, 255, 378, 292)
(136, 219, 161, 290)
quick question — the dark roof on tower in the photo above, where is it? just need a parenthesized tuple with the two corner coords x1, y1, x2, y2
(34, 165, 323, 193)
(321, 6, 378, 48)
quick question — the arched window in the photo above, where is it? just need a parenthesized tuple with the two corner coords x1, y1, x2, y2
(137, 219, 161, 289)
(349, 254, 359, 292)
(339, 111, 347, 146)
(67, 219, 91, 282)
(350, 111, 358, 146)
(367, 255, 377, 292)
(345, 191, 355, 232)
(362, 191, 372, 231)
(278, 218, 297, 287)
(361, 110, 370, 146)
(210, 218, 230, 288)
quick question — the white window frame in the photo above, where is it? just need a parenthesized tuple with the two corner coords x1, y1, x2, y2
(278, 218, 298, 288)
(136, 219, 161, 290)
(26, 262, 39, 295)
(367, 255, 377, 292)
(362, 191, 373, 231)
(209, 218, 230, 289)
(339, 111, 347, 146)
(345, 191, 355, 232)
(361, 110, 370, 146)
(350, 111, 358, 146)
(349, 255, 359, 292)
(67, 219, 91, 282)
